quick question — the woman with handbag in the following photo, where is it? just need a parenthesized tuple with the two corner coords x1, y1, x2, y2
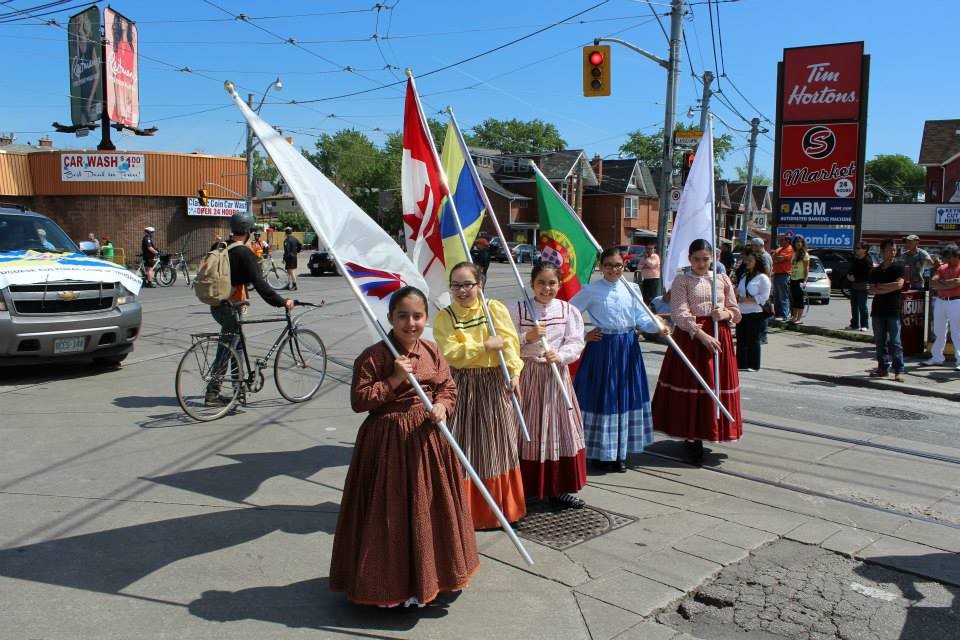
(735, 247, 772, 372)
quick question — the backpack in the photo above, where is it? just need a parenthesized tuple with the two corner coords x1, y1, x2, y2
(195, 241, 242, 305)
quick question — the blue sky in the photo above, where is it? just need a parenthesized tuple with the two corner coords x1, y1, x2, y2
(2, 0, 956, 180)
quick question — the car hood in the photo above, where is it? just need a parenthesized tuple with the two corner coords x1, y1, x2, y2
(0, 250, 142, 294)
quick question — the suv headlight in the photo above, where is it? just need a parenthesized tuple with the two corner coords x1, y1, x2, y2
(116, 286, 136, 305)
(0, 300, 6, 312)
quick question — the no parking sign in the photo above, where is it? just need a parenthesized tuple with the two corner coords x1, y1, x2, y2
(669, 188, 681, 211)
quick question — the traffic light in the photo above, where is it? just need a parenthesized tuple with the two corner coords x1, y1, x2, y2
(197, 188, 209, 206)
(582, 45, 611, 97)
(681, 152, 695, 185)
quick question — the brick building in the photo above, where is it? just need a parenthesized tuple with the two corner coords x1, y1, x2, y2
(0, 143, 244, 265)
(584, 156, 659, 247)
(919, 119, 960, 204)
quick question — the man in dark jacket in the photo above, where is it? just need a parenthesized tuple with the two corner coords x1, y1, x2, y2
(283, 227, 303, 291)
(207, 214, 293, 406)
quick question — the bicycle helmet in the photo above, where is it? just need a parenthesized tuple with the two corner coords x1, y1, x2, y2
(253, 231, 261, 237)
(144, 226, 155, 233)
(230, 213, 255, 235)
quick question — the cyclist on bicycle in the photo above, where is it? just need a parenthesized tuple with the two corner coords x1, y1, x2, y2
(141, 226, 159, 287)
(251, 230, 270, 267)
(206, 213, 294, 406)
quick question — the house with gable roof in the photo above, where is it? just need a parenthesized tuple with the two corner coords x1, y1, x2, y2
(919, 119, 960, 203)
(584, 155, 659, 247)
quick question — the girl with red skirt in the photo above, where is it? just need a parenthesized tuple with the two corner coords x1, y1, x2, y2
(652, 239, 743, 463)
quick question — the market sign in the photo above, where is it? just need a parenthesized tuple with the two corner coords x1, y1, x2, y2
(779, 227, 854, 249)
(60, 152, 145, 181)
(935, 206, 960, 231)
(779, 123, 858, 199)
(782, 42, 863, 122)
(186, 197, 247, 218)
(778, 198, 855, 225)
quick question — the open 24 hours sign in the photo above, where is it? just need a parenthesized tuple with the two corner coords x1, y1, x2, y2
(779, 123, 858, 199)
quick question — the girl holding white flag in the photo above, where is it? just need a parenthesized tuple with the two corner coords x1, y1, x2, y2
(510, 261, 588, 508)
(434, 262, 526, 529)
(330, 286, 479, 608)
(652, 240, 743, 463)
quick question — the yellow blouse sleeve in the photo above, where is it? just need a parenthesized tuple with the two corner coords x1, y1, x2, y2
(488, 299, 524, 378)
(433, 306, 487, 369)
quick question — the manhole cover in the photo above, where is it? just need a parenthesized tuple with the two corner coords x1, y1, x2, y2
(514, 502, 637, 550)
(844, 406, 929, 420)
(787, 343, 816, 348)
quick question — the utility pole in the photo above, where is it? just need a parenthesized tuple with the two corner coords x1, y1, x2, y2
(246, 93, 255, 216)
(655, 0, 685, 294)
(740, 117, 762, 247)
(698, 71, 714, 131)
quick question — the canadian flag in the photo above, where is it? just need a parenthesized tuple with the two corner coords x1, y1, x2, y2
(401, 76, 450, 309)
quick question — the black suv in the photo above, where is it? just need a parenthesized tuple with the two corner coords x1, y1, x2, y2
(308, 248, 338, 276)
(809, 249, 855, 295)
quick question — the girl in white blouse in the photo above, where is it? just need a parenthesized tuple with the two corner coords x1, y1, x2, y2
(735, 248, 772, 371)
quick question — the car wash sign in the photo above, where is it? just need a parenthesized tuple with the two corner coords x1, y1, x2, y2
(61, 152, 145, 181)
(774, 41, 868, 243)
(186, 197, 247, 218)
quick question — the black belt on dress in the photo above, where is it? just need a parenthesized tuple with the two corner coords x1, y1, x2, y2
(939, 295, 960, 301)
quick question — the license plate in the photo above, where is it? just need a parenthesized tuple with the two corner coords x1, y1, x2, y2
(54, 337, 86, 354)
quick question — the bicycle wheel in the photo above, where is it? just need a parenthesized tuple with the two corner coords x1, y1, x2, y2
(266, 264, 289, 290)
(156, 264, 175, 287)
(181, 264, 191, 286)
(176, 336, 243, 421)
(274, 328, 327, 402)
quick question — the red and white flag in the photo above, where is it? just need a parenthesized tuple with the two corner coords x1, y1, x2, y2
(401, 76, 450, 308)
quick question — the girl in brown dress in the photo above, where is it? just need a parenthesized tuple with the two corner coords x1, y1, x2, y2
(329, 286, 479, 608)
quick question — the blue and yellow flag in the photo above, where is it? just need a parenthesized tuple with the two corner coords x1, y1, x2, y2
(439, 121, 486, 275)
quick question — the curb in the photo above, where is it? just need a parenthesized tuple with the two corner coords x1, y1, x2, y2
(786, 370, 960, 402)
(769, 320, 875, 344)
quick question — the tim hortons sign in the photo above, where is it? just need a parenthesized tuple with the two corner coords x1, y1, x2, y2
(782, 42, 863, 122)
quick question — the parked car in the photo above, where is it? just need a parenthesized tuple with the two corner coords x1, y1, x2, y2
(809, 249, 855, 295)
(626, 246, 650, 272)
(804, 255, 831, 304)
(308, 248, 338, 276)
(0, 206, 142, 366)
(490, 238, 517, 263)
(513, 243, 540, 263)
(617, 244, 646, 270)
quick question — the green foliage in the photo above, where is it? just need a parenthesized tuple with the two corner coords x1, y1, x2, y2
(465, 118, 567, 154)
(734, 164, 771, 186)
(619, 122, 734, 175)
(275, 211, 310, 232)
(865, 154, 925, 202)
(251, 149, 278, 188)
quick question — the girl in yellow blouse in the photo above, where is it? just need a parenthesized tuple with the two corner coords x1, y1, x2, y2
(434, 261, 526, 529)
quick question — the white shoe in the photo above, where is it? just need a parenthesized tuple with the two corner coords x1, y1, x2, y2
(859, 327, 870, 333)
(922, 358, 945, 366)
(955, 362, 960, 372)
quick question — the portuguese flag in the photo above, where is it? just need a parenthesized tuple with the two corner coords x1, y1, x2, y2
(534, 166, 599, 300)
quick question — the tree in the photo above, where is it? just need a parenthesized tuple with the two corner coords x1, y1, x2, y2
(303, 129, 395, 216)
(619, 122, 734, 176)
(275, 210, 310, 232)
(865, 154, 925, 202)
(466, 118, 566, 154)
(734, 164, 771, 186)
(251, 149, 278, 189)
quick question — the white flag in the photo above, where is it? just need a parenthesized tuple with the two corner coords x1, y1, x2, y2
(227, 86, 428, 333)
(664, 118, 715, 291)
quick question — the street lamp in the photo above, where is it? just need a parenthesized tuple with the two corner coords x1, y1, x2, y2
(246, 77, 282, 216)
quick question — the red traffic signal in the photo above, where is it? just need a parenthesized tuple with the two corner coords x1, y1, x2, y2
(582, 45, 611, 97)
(589, 50, 604, 66)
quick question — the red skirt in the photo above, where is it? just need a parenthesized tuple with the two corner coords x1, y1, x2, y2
(652, 319, 743, 442)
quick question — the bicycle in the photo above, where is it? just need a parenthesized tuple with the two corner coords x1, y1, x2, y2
(154, 253, 176, 287)
(261, 253, 289, 290)
(175, 299, 327, 421)
(157, 247, 191, 286)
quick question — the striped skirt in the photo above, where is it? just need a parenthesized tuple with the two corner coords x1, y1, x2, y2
(518, 360, 587, 499)
(450, 367, 526, 529)
(652, 319, 743, 442)
(573, 331, 654, 462)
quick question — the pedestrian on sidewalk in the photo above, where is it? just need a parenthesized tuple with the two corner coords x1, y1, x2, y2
(510, 262, 588, 508)
(330, 286, 479, 608)
(846, 242, 873, 332)
(652, 239, 743, 464)
(282, 227, 302, 290)
(772, 234, 794, 320)
(868, 239, 906, 382)
(901, 234, 933, 291)
(923, 244, 960, 371)
(735, 250, 771, 371)
(750, 238, 773, 344)
(639, 245, 661, 304)
(434, 262, 526, 529)
(788, 236, 810, 325)
(571, 247, 669, 473)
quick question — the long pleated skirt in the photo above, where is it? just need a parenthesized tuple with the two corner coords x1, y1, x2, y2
(518, 360, 587, 499)
(450, 367, 526, 529)
(652, 319, 743, 442)
(329, 406, 480, 606)
(573, 331, 654, 462)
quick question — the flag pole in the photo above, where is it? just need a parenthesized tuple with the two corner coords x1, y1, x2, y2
(406, 71, 530, 442)
(530, 162, 735, 423)
(708, 114, 720, 420)
(446, 106, 574, 412)
(226, 81, 533, 567)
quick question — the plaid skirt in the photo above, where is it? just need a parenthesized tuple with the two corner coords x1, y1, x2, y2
(573, 331, 654, 461)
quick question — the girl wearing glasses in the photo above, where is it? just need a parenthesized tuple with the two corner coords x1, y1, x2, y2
(509, 261, 588, 508)
(434, 262, 526, 529)
(652, 239, 743, 463)
(570, 247, 669, 473)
